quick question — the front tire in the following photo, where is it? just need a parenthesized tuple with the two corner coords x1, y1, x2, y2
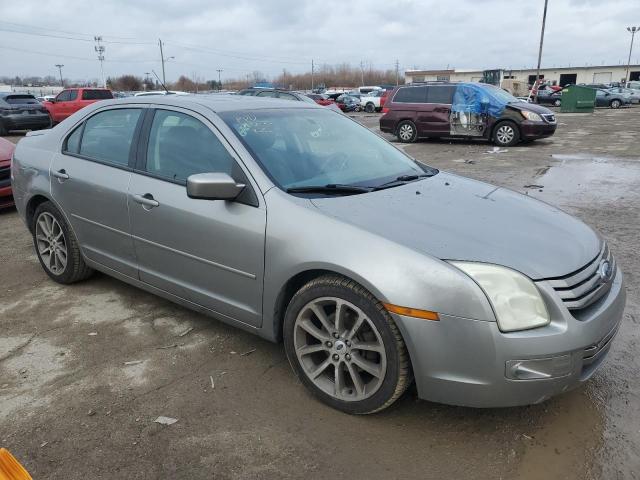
(493, 120, 520, 147)
(396, 120, 417, 143)
(32, 201, 93, 284)
(283, 275, 411, 414)
(553, 99, 561, 107)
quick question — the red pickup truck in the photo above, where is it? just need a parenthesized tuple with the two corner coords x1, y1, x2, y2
(0, 137, 15, 208)
(43, 88, 113, 123)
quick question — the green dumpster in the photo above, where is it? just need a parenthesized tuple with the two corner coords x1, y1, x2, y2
(560, 85, 596, 113)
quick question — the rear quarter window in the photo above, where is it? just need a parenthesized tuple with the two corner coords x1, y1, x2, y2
(393, 86, 427, 103)
(82, 90, 113, 100)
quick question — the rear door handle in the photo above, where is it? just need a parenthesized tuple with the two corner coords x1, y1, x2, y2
(52, 169, 70, 180)
(133, 193, 160, 208)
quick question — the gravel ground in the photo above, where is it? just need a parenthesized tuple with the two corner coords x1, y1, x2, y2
(1, 105, 639, 479)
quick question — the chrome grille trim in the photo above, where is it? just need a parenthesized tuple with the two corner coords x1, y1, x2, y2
(582, 324, 619, 366)
(540, 243, 614, 310)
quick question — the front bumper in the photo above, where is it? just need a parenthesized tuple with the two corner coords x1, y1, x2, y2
(520, 120, 557, 140)
(393, 267, 625, 408)
(1, 113, 51, 130)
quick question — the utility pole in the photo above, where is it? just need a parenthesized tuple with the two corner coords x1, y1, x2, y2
(144, 72, 150, 90)
(55, 64, 64, 87)
(311, 59, 314, 92)
(395, 59, 400, 85)
(360, 60, 365, 86)
(94, 36, 106, 88)
(216, 69, 223, 90)
(533, 0, 549, 101)
(626, 27, 639, 85)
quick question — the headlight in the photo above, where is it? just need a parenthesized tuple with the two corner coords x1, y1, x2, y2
(521, 111, 543, 122)
(450, 262, 550, 332)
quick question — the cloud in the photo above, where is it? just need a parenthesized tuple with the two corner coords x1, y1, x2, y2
(0, 0, 639, 82)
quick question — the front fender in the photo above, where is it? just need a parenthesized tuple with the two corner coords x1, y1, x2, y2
(260, 190, 495, 341)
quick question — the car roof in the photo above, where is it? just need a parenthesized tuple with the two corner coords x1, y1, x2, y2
(0, 92, 36, 98)
(99, 93, 322, 112)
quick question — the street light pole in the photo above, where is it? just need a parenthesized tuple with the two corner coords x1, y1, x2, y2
(55, 64, 64, 87)
(626, 27, 639, 85)
(533, 0, 549, 102)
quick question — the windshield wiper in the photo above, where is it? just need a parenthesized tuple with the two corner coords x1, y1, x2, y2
(372, 174, 431, 191)
(286, 184, 372, 195)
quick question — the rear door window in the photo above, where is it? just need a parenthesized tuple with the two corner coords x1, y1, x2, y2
(68, 90, 78, 101)
(79, 108, 142, 165)
(257, 91, 278, 98)
(393, 86, 427, 103)
(426, 85, 456, 104)
(82, 90, 113, 100)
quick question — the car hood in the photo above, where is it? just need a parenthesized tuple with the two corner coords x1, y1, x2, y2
(509, 101, 554, 115)
(310, 172, 601, 280)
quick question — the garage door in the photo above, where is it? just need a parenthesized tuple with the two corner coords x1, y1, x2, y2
(592, 72, 612, 83)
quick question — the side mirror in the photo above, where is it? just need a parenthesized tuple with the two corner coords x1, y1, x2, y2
(186, 172, 245, 200)
(49, 98, 56, 103)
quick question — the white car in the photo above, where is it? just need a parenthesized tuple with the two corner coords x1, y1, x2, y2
(359, 90, 385, 113)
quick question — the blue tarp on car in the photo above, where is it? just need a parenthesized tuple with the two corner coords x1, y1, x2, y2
(451, 83, 509, 118)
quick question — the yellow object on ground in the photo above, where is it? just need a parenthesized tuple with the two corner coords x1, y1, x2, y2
(0, 449, 32, 480)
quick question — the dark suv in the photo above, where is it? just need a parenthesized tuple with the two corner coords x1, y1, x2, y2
(380, 82, 557, 146)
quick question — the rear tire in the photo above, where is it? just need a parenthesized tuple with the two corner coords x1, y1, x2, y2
(493, 120, 520, 147)
(365, 102, 375, 113)
(0, 121, 7, 136)
(396, 120, 417, 143)
(32, 201, 93, 284)
(610, 99, 621, 109)
(283, 275, 412, 414)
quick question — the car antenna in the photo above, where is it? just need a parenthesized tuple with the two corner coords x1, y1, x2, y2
(151, 70, 169, 94)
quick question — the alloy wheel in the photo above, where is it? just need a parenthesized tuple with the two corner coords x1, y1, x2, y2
(496, 125, 515, 145)
(35, 212, 67, 275)
(293, 297, 387, 402)
(398, 124, 414, 141)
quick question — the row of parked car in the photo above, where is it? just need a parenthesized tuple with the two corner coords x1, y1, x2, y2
(535, 82, 640, 108)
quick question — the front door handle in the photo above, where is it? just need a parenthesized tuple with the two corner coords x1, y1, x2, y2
(52, 169, 70, 181)
(133, 193, 160, 208)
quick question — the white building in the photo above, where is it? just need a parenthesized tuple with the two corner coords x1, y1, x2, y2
(405, 65, 640, 86)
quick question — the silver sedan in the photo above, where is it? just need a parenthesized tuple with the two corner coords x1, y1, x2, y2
(12, 95, 625, 413)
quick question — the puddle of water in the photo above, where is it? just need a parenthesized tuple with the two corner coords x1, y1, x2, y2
(525, 154, 640, 204)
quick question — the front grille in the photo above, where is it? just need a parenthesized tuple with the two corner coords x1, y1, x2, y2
(543, 243, 614, 311)
(542, 113, 556, 123)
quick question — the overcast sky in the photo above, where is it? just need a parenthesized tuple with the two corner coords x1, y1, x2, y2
(1, 0, 639, 82)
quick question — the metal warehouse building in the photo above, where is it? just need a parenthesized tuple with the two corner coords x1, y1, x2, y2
(405, 65, 640, 86)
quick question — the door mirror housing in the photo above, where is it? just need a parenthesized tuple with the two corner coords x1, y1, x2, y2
(186, 172, 245, 200)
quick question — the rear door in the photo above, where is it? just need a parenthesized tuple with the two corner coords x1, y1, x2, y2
(128, 107, 266, 327)
(50, 106, 144, 277)
(391, 85, 427, 135)
(423, 85, 456, 135)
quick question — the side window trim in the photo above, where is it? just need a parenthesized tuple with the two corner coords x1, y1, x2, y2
(135, 106, 259, 207)
(60, 106, 146, 171)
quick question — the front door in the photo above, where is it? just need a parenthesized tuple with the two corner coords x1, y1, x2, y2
(128, 108, 266, 327)
(50, 107, 144, 277)
(53, 89, 78, 122)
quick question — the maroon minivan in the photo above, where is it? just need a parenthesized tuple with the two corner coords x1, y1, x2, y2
(379, 82, 557, 146)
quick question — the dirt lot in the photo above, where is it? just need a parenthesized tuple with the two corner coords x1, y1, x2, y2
(1, 106, 639, 479)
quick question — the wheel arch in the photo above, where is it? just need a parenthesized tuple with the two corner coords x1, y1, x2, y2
(25, 194, 52, 233)
(271, 267, 389, 343)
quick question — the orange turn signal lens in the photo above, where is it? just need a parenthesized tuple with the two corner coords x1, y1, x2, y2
(0, 448, 32, 480)
(383, 303, 440, 321)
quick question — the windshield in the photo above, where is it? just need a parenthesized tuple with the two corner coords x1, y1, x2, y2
(219, 108, 435, 191)
(483, 84, 521, 103)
